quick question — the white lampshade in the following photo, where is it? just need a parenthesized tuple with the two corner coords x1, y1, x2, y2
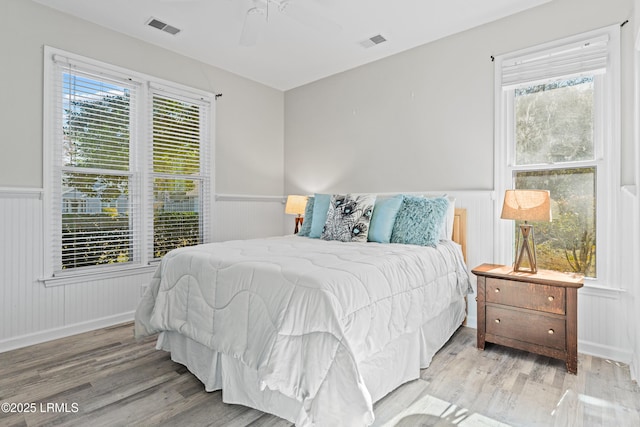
(285, 195, 308, 216)
(501, 189, 551, 274)
(501, 190, 552, 222)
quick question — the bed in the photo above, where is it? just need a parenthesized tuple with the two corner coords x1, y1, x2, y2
(135, 195, 471, 426)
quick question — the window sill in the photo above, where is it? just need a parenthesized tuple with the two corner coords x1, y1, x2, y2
(40, 264, 158, 287)
(580, 280, 627, 299)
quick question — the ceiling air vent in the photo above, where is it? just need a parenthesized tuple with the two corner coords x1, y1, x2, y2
(147, 18, 181, 35)
(360, 34, 387, 48)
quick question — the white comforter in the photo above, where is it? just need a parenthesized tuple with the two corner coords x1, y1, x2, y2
(135, 236, 471, 426)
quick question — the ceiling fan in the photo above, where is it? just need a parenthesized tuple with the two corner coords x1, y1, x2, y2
(160, 0, 340, 47)
(239, 0, 341, 46)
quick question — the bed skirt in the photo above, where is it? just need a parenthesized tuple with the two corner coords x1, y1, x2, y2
(155, 297, 466, 425)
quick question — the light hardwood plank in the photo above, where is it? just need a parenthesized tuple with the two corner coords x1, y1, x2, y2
(0, 324, 638, 426)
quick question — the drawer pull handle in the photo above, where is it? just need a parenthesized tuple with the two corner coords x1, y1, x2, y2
(548, 329, 554, 335)
(495, 319, 501, 324)
(494, 288, 500, 293)
(548, 296, 554, 302)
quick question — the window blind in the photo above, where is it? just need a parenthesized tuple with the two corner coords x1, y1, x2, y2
(51, 59, 141, 273)
(501, 34, 609, 89)
(46, 48, 215, 278)
(148, 87, 210, 260)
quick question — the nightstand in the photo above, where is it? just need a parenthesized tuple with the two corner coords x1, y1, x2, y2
(472, 263, 584, 374)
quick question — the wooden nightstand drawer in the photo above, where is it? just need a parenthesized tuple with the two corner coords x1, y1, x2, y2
(473, 264, 583, 374)
(486, 278, 565, 315)
(486, 306, 566, 350)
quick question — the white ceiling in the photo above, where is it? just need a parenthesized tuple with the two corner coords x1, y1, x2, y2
(33, 0, 550, 91)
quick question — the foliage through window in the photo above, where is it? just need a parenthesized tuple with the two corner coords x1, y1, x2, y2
(46, 49, 212, 276)
(61, 74, 134, 269)
(513, 77, 597, 277)
(152, 92, 205, 258)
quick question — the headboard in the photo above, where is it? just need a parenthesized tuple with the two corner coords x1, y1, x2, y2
(452, 208, 467, 262)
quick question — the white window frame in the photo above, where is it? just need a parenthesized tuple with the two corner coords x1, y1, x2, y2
(494, 26, 621, 288)
(42, 47, 216, 286)
(146, 83, 213, 261)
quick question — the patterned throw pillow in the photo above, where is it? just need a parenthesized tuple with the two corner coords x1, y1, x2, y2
(321, 193, 376, 242)
(391, 195, 450, 247)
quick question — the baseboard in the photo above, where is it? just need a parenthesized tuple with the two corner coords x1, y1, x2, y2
(462, 326, 632, 365)
(464, 315, 477, 329)
(578, 339, 633, 364)
(0, 311, 135, 353)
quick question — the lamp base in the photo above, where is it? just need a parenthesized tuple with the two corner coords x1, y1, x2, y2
(513, 223, 538, 273)
(293, 216, 303, 234)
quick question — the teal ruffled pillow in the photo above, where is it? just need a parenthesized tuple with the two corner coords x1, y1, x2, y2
(368, 195, 404, 243)
(297, 196, 314, 237)
(308, 193, 331, 238)
(391, 196, 450, 246)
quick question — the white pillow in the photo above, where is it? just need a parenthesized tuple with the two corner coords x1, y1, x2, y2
(440, 196, 456, 241)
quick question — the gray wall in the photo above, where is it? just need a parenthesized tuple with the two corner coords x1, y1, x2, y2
(284, 0, 635, 196)
(283, 0, 639, 376)
(0, 0, 284, 196)
(0, 0, 285, 351)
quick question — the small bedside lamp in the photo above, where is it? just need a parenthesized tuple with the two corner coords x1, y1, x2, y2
(285, 195, 308, 234)
(501, 189, 551, 273)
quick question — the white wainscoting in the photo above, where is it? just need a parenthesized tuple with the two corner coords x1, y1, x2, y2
(0, 188, 154, 352)
(0, 188, 634, 364)
(621, 185, 639, 378)
(578, 286, 631, 363)
(573, 185, 637, 365)
(0, 190, 286, 352)
(447, 190, 633, 363)
(439, 190, 496, 329)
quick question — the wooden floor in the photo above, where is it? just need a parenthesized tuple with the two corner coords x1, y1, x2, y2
(1, 324, 639, 427)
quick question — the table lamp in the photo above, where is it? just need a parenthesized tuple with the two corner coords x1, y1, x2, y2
(285, 195, 308, 234)
(500, 189, 551, 273)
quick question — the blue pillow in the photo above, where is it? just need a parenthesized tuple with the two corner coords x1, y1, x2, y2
(297, 196, 314, 237)
(368, 195, 404, 243)
(308, 193, 331, 238)
(391, 196, 450, 247)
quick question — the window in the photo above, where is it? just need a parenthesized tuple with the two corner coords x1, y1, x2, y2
(59, 71, 136, 270)
(495, 27, 620, 283)
(150, 89, 210, 259)
(43, 48, 213, 281)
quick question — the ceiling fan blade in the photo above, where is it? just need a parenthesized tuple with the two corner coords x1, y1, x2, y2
(240, 7, 267, 46)
(279, 0, 341, 34)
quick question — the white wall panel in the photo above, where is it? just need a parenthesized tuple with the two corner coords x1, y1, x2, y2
(0, 188, 634, 364)
(0, 190, 286, 352)
(446, 191, 495, 328)
(578, 286, 631, 362)
(447, 190, 631, 362)
(0, 186, 150, 351)
(621, 185, 639, 378)
(0, 190, 65, 344)
(63, 275, 152, 326)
